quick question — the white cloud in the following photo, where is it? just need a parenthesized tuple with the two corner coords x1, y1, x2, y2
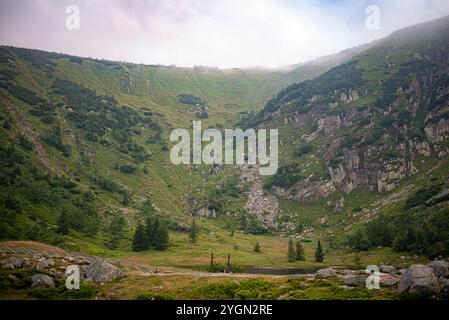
(0, 0, 449, 68)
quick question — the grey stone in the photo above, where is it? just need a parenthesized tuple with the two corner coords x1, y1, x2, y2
(342, 273, 367, 286)
(36, 258, 55, 270)
(398, 265, 440, 296)
(380, 273, 400, 287)
(31, 274, 55, 288)
(426, 260, 449, 279)
(1, 257, 31, 269)
(380, 265, 398, 275)
(316, 268, 337, 277)
(84, 259, 122, 283)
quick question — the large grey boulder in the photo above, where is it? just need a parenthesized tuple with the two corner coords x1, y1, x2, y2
(380, 265, 398, 275)
(31, 274, 55, 288)
(84, 259, 122, 283)
(426, 261, 449, 279)
(316, 268, 337, 277)
(342, 273, 367, 286)
(380, 273, 400, 287)
(398, 265, 440, 296)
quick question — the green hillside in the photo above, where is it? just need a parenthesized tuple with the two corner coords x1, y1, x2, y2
(0, 16, 449, 272)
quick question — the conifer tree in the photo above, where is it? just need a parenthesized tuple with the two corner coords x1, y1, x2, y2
(153, 221, 169, 251)
(254, 241, 261, 253)
(287, 238, 296, 262)
(295, 240, 305, 261)
(315, 240, 324, 263)
(132, 223, 148, 252)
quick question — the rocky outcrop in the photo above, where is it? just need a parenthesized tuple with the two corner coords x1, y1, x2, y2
(273, 180, 335, 204)
(398, 265, 440, 296)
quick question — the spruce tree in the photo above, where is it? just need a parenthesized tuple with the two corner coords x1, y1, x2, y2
(315, 240, 324, 263)
(153, 222, 169, 251)
(295, 240, 305, 261)
(189, 219, 199, 243)
(146, 217, 157, 246)
(132, 223, 149, 252)
(254, 241, 261, 253)
(287, 238, 296, 262)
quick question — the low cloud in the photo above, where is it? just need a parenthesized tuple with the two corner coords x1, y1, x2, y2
(0, 0, 448, 68)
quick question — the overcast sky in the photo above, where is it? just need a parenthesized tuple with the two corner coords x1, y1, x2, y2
(1, 0, 449, 68)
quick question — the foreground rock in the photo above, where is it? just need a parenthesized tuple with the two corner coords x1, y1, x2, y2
(380, 265, 399, 275)
(398, 265, 440, 296)
(84, 259, 122, 283)
(31, 274, 55, 288)
(1, 257, 31, 269)
(426, 260, 449, 279)
(316, 268, 337, 277)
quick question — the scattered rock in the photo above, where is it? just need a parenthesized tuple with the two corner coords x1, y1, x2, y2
(36, 258, 55, 270)
(398, 265, 440, 296)
(380, 265, 398, 275)
(316, 268, 337, 277)
(426, 260, 449, 279)
(380, 273, 400, 287)
(31, 274, 55, 288)
(233, 294, 242, 300)
(84, 259, 122, 283)
(342, 273, 367, 286)
(1, 257, 31, 269)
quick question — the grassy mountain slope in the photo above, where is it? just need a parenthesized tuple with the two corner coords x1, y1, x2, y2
(242, 16, 449, 258)
(0, 43, 363, 260)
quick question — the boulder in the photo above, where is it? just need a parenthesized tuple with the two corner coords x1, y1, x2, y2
(36, 258, 55, 270)
(380, 273, 400, 287)
(31, 274, 55, 288)
(342, 273, 367, 286)
(426, 260, 449, 279)
(1, 257, 31, 269)
(380, 265, 398, 275)
(84, 259, 122, 283)
(398, 265, 440, 296)
(316, 268, 337, 277)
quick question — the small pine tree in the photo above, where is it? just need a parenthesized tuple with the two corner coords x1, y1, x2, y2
(315, 240, 324, 263)
(254, 241, 261, 253)
(189, 219, 199, 243)
(132, 223, 149, 252)
(57, 210, 69, 236)
(295, 241, 305, 261)
(287, 238, 296, 262)
(153, 222, 169, 251)
(146, 217, 157, 246)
